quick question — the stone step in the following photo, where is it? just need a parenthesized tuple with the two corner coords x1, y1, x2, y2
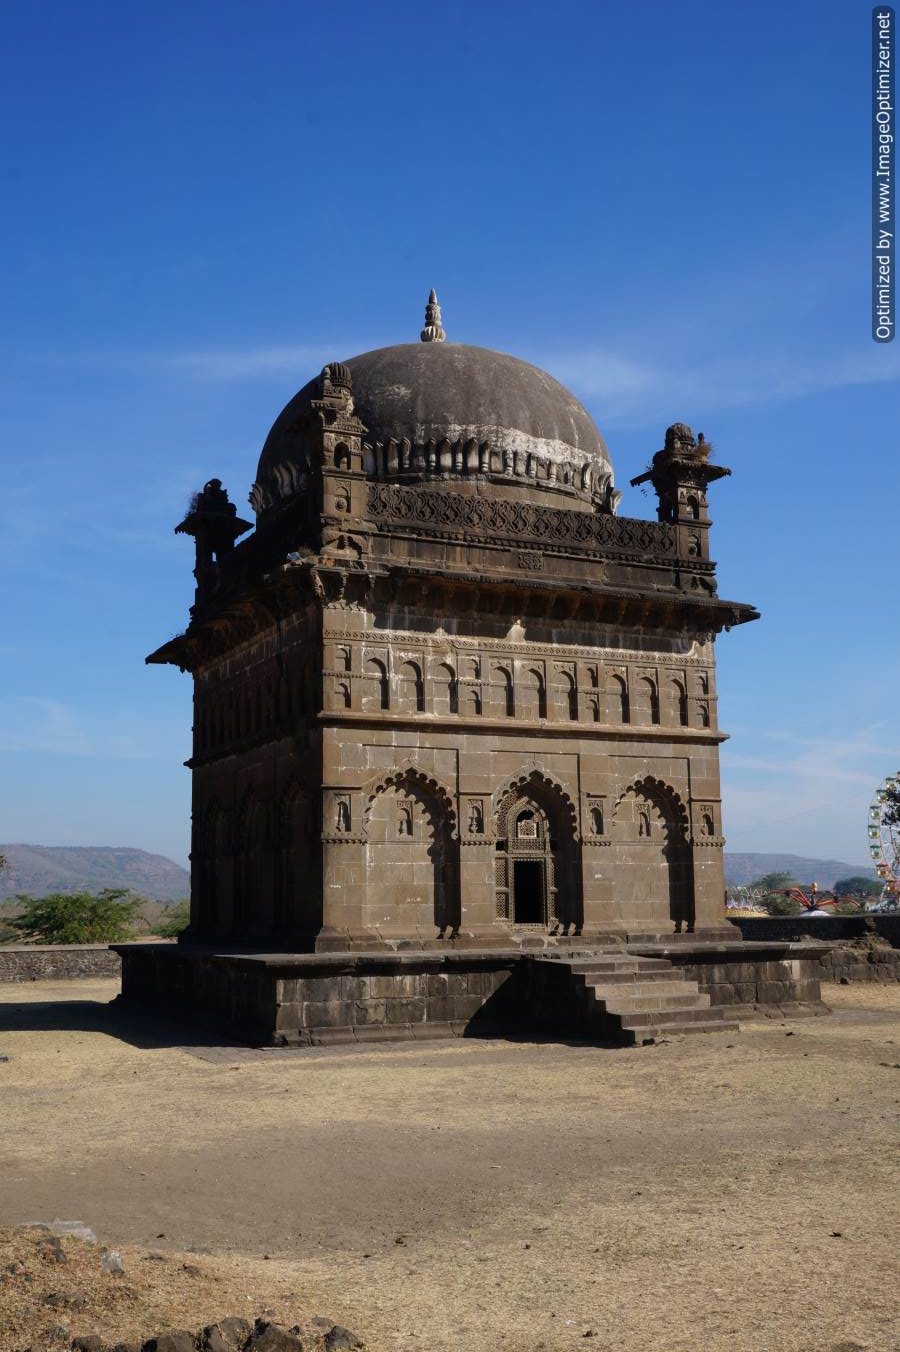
(583, 977, 702, 998)
(627, 1019, 741, 1041)
(595, 992, 711, 1014)
(619, 1005, 732, 1029)
(567, 958, 671, 975)
(577, 967, 688, 986)
(527, 949, 744, 1044)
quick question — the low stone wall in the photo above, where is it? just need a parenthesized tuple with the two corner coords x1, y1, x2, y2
(816, 943, 900, 983)
(728, 917, 900, 984)
(632, 943, 830, 1016)
(115, 945, 525, 1045)
(0, 944, 121, 983)
(731, 914, 900, 945)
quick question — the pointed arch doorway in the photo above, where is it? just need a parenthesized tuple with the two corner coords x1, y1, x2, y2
(494, 776, 581, 932)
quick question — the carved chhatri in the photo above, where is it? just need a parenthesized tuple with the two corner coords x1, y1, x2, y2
(420, 287, 446, 342)
(145, 299, 758, 961)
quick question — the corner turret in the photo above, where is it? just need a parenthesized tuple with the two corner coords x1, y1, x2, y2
(630, 423, 730, 563)
(175, 479, 252, 609)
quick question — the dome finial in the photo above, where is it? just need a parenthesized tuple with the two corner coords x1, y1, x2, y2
(420, 288, 446, 343)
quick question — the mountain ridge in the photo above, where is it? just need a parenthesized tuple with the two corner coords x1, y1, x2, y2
(0, 845, 190, 903)
(723, 852, 872, 890)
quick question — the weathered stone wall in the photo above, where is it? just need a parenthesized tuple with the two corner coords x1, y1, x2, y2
(116, 940, 827, 1045)
(272, 957, 521, 1043)
(729, 918, 900, 985)
(115, 945, 525, 1046)
(815, 944, 900, 983)
(0, 944, 121, 983)
(648, 949, 829, 1014)
(731, 915, 900, 945)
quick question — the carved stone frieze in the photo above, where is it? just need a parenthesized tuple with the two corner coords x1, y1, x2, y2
(350, 626, 710, 668)
(367, 483, 678, 559)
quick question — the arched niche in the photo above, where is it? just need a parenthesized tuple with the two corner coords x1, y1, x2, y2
(396, 660, 424, 713)
(432, 661, 458, 716)
(611, 779, 694, 932)
(364, 774, 459, 936)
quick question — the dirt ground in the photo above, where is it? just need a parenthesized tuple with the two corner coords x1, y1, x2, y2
(0, 979, 898, 1352)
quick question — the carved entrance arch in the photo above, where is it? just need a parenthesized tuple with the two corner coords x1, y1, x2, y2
(493, 771, 581, 931)
(611, 777, 694, 931)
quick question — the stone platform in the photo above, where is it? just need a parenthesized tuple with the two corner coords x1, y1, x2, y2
(114, 937, 830, 1047)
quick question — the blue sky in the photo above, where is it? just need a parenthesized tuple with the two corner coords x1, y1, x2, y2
(1, 0, 897, 869)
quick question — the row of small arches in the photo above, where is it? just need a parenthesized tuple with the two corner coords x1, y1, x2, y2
(195, 663, 313, 756)
(337, 657, 710, 728)
(349, 438, 597, 493)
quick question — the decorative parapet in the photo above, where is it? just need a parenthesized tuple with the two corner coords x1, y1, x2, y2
(363, 441, 617, 510)
(367, 484, 678, 559)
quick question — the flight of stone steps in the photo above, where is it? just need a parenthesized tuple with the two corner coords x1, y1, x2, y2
(532, 951, 740, 1044)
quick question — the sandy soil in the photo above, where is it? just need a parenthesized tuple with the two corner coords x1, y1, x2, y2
(0, 978, 898, 1352)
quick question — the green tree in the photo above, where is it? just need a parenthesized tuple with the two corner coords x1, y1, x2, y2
(834, 899, 865, 915)
(763, 893, 804, 916)
(883, 782, 900, 828)
(751, 871, 798, 892)
(156, 899, 191, 938)
(833, 875, 882, 901)
(9, 890, 140, 944)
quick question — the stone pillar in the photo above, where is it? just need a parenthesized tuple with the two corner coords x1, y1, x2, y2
(317, 788, 367, 949)
(580, 844, 620, 936)
(458, 792, 496, 935)
(689, 798, 727, 932)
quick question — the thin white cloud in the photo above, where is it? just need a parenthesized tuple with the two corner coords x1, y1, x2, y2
(538, 346, 900, 425)
(0, 697, 178, 760)
(21, 338, 900, 425)
(720, 724, 900, 861)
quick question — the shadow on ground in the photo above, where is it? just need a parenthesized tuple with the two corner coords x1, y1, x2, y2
(0, 994, 245, 1051)
(0, 989, 641, 1058)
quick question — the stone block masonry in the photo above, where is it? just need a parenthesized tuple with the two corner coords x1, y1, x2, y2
(115, 940, 829, 1046)
(0, 944, 122, 983)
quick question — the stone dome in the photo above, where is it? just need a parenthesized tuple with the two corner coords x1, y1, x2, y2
(251, 317, 615, 520)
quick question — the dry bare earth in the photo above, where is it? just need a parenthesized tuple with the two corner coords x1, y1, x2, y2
(0, 980, 898, 1352)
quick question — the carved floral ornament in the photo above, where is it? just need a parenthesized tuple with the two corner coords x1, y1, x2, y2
(493, 768, 581, 842)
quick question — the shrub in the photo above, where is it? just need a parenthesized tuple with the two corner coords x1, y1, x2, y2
(156, 899, 191, 938)
(762, 893, 804, 917)
(9, 890, 140, 944)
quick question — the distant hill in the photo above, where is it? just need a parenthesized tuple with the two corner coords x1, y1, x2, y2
(724, 852, 872, 890)
(0, 845, 190, 902)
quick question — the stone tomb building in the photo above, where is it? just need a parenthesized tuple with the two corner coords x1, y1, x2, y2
(120, 296, 827, 1042)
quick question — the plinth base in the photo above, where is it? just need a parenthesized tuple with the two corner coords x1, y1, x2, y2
(113, 936, 830, 1047)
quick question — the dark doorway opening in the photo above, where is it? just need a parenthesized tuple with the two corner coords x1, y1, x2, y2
(513, 859, 545, 924)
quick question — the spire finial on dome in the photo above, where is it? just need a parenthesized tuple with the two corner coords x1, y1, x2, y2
(420, 288, 446, 343)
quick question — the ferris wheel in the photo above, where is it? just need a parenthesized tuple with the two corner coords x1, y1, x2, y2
(868, 773, 900, 907)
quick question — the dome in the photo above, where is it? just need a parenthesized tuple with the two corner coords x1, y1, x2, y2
(251, 303, 615, 520)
